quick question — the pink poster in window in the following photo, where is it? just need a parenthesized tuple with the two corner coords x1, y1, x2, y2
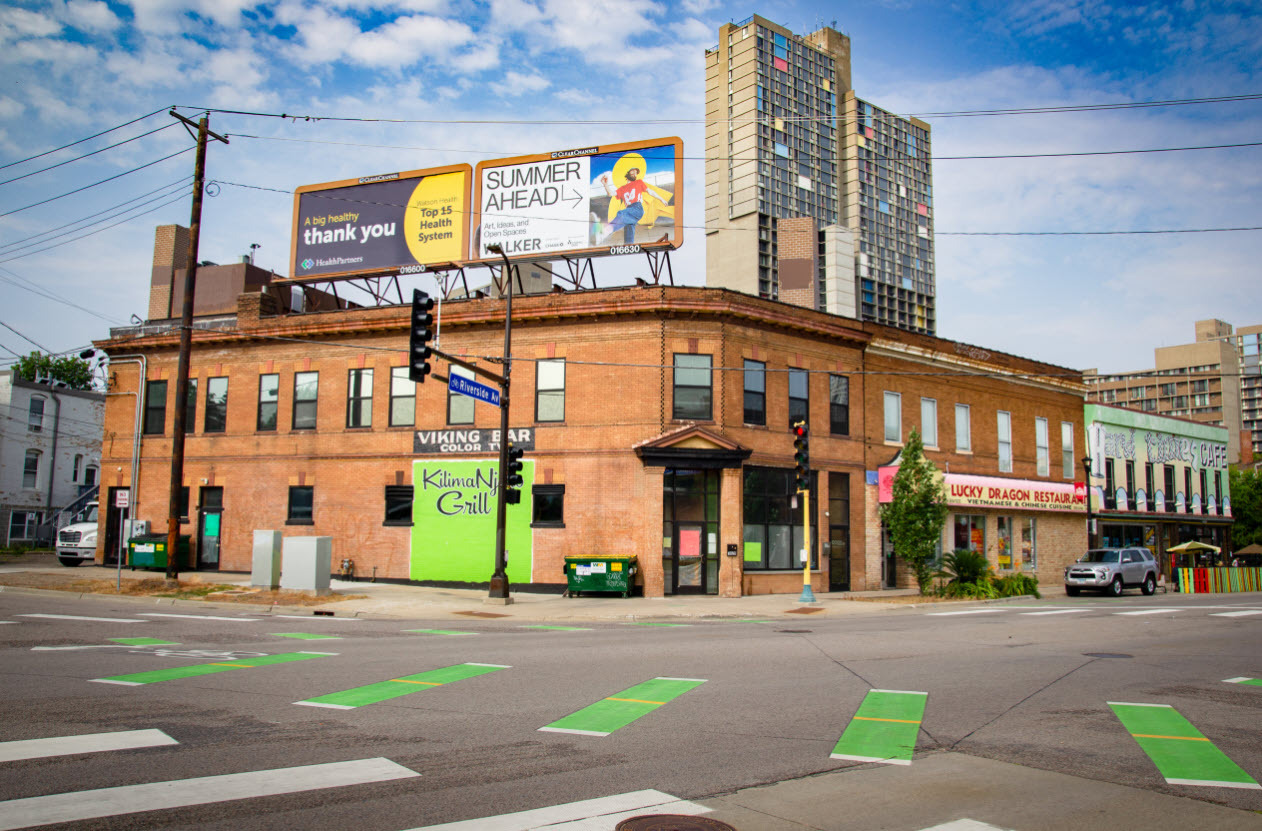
(679, 528, 702, 558)
(773, 57, 788, 72)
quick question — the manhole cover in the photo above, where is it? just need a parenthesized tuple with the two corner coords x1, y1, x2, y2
(453, 611, 509, 618)
(1084, 652, 1133, 659)
(776, 629, 813, 634)
(616, 816, 737, 831)
(784, 607, 823, 614)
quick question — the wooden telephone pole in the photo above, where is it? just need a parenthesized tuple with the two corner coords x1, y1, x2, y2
(165, 111, 228, 581)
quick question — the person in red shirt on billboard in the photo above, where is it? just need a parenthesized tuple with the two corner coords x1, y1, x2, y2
(599, 167, 648, 244)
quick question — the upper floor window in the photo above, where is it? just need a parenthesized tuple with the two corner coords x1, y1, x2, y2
(292, 371, 318, 430)
(743, 360, 766, 426)
(955, 404, 971, 452)
(143, 380, 167, 435)
(883, 391, 901, 443)
(389, 367, 415, 427)
(447, 367, 475, 425)
(673, 354, 712, 421)
(347, 368, 373, 428)
(1035, 417, 1049, 477)
(1061, 422, 1074, 479)
(997, 410, 1012, 472)
(27, 396, 44, 433)
(73, 454, 83, 482)
(22, 449, 40, 489)
(535, 359, 565, 423)
(257, 374, 279, 431)
(920, 397, 938, 448)
(184, 378, 197, 431)
(287, 485, 314, 524)
(204, 377, 228, 433)
(788, 368, 809, 425)
(829, 374, 849, 436)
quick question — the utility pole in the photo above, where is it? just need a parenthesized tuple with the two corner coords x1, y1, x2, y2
(165, 111, 228, 582)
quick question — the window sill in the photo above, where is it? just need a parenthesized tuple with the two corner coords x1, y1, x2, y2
(531, 522, 565, 529)
(382, 520, 413, 527)
(285, 519, 314, 526)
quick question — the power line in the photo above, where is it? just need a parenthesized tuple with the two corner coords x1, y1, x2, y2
(0, 320, 53, 353)
(230, 132, 1262, 161)
(0, 177, 192, 254)
(211, 178, 1262, 237)
(0, 122, 184, 188)
(0, 265, 127, 325)
(179, 93, 1262, 126)
(0, 108, 171, 172)
(0, 146, 195, 218)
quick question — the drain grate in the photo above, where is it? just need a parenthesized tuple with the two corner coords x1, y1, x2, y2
(776, 629, 812, 634)
(616, 816, 738, 831)
(1084, 652, 1133, 659)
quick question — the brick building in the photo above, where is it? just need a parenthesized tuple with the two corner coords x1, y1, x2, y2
(93, 232, 1086, 596)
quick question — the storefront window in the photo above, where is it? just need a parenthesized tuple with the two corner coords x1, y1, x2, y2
(997, 517, 1013, 570)
(953, 514, 985, 554)
(1021, 519, 1037, 570)
(743, 467, 815, 570)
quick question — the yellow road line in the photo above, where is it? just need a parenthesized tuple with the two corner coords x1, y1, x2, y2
(606, 697, 666, 705)
(1132, 733, 1210, 741)
(391, 679, 443, 686)
(854, 716, 921, 724)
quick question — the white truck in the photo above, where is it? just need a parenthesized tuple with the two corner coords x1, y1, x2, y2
(55, 503, 99, 567)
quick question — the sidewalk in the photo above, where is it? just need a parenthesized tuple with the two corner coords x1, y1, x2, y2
(0, 555, 976, 622)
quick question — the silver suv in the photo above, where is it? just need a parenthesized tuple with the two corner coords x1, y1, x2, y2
(1064, 547, 1159, 597)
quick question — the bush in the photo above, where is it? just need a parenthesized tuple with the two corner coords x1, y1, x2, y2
(938, 579, 999, 599)
(994, 572, 1041, 598)
(936, 549, 991, 585)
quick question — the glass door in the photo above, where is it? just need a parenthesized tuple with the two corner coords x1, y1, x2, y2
(197, 487, 223, 569)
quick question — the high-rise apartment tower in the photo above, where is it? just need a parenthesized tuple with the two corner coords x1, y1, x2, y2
(705, 15, 936, 334)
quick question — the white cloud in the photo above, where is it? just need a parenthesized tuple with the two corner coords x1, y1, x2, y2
(60, 0, 122, 33)
(120, 0, 256, 33)
(501, 70, 550, 95)
(0, 7, 62, 40)
(343, 15, 475, 68)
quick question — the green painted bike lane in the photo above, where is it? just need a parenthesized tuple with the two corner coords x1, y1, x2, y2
(294, 663, 510, 710)
(830, 689, 927, 766)
(1109, 702, 1260, 789)
(1224, 677, 1262, 686)
(91, 652, 336, 686)
(538, 677, 706, 737)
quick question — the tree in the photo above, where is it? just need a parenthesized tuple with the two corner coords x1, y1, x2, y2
(13, 351, 93, 390)
(1228, 467, 1262, 548)
(879, 427, 948, 594)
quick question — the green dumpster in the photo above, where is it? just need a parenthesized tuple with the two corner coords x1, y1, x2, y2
(564, 555, 637, 597)
(128, 534, 192, 570)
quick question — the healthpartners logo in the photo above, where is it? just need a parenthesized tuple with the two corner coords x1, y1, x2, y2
(301, 256, 364, 270)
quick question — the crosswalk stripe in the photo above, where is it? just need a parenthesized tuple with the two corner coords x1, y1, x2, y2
(831, 689, 927, 765)
(540, 678, 705, 737)
(1109, 702, 1260, 789)
(138, 613, 259, 622)
(0, 730, 178, 763)
(926, 609, 1008, 616)
(0, 757, 418, 830)
(18, 614, 146, 624)
(295, 663, 509, 709)
(92, 651, 335, 686)
(1211, 610, 1262, 617)
(407, 789, 710, 830)
(1021, 609, 1089, 616)
(1114, 609, 1180, 616)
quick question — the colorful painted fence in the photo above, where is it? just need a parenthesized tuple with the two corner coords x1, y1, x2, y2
(1175, 567, 1262, 594)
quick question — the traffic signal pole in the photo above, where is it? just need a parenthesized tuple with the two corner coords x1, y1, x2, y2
(486, 244, 514, 602)
(793, 422, 816, 603)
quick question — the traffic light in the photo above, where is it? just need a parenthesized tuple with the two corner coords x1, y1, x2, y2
(409, 289, 435, 383)
(504, 441, 524, 505)
(792, 421, 809, 492)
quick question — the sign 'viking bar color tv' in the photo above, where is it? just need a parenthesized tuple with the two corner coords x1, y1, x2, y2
(288, 164, 472, 282)
(471, 137, 683, 262)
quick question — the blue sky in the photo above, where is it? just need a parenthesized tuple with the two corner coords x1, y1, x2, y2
(1, 0, 1260, 374)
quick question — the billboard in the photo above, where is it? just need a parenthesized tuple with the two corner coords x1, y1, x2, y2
(471, 137, 683, 262)
(288, 164, 471, 281)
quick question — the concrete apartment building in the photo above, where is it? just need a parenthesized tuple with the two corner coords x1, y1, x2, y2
(705, 15, 935, 334)
(90, 227, 1087, 596)
(1085, 319, 1254, 465)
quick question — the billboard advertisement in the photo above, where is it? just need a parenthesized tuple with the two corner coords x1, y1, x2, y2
(472, 137, 682, 262)
(288, 164, 471, 281)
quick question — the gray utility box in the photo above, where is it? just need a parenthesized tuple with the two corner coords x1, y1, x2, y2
(251, 530, 282, 590)
(280, 536, 332, 595)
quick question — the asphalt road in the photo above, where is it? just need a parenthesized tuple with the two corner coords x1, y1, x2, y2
(2, 589, 1261, 831)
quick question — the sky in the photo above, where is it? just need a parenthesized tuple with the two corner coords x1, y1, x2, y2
(0, 0, 1260, 375)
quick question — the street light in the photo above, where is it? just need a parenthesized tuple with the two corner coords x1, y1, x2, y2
(484, 243, 514, 602)
(1082, 456, 1093, 548)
